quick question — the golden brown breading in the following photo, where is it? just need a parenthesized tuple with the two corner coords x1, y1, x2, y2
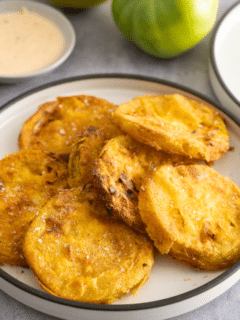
(23, 187, 154, 304)
(19, 95, 117, 155)
(113, 94, 230, 162)
(92, 135, 193, 233)
(138, 163, 240, 270)
(68, 125, 121, 188)
(0, 150, 69, 266)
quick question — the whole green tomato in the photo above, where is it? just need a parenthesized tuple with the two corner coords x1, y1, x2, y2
(112, 0, 218, 58)
(47, 0, 107, 9)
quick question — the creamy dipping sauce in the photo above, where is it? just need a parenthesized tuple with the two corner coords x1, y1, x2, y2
(0, 8, 65, 76)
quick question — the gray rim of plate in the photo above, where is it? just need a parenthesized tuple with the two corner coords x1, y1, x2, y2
(0, 74, 240, 312)
(209, 1, 240, 108)
(0, 0, 76, 80)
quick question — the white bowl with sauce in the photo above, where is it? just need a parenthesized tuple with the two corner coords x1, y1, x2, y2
(0, 1, 76, 83)
(208, 1, 240, 122)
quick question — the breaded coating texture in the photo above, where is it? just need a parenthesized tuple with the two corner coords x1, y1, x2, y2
(68, 125, 121, 188)
(23, 187, 154, 304)
(113, 94, 229, 162)
(138, 164, 240, 270)
(19, 95, 117, 155)
(0, 150, 69, 266)
(92, 135, 192, 233)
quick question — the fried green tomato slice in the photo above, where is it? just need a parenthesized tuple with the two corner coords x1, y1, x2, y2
(0, 150, 69, 266)
(113, 94, 230, 162)
(92, 135, 192, 233)
(138, 164, 240, 270)
(23, 187, 154, 304)
(18, 95, 117, 155)
(68, 125, 121, 188)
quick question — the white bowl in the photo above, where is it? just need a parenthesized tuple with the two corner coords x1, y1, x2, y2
(209, 1, 240, 122)
(0, 1, 76, 83)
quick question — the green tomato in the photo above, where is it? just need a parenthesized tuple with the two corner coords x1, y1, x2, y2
(112, 0, 218, 58)
(47, 0, 107, 9)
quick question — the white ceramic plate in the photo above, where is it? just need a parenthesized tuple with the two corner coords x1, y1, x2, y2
(0, 1, 76, 83)
(209, 1, 240, 121)
(0, 75, 240, 320)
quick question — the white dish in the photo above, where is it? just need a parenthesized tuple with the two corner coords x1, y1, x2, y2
(0, 1, 76, 83)
(0, 74, 240, 320)
(209, 1, 240, 121)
